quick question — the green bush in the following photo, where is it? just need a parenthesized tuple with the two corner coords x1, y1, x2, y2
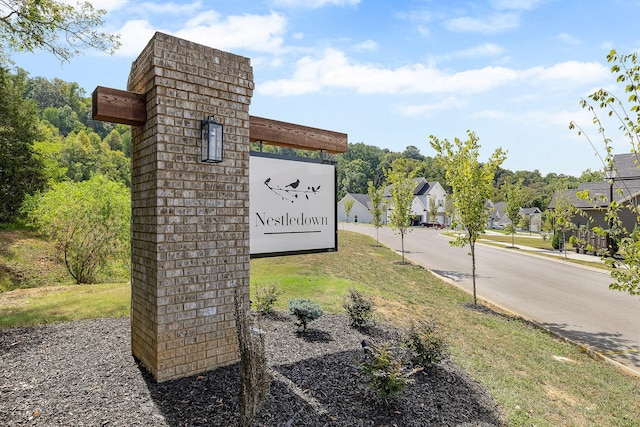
(253, 282, 282, 315)
(287, 298, 323, 331)
(552, 232, 562, 250)
(343, 287, 374, 328)
(405, 319, 448, 368)
(22, 175, 130, 284)
(358, 342, 421, 399)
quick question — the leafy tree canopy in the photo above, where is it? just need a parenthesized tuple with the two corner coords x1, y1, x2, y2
(0, 0, 120, 64)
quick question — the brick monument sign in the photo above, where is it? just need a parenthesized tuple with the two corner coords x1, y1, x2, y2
(92, 32, 347, 382)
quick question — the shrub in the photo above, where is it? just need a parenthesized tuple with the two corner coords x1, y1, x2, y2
(552, 232, 562, 250)
(358, 342, 421, 399)
(405, 318, 448, 368)
(253, 282, 282, 315)
(343, 287, 374, 328)
(23, 175, 130, 284)
(287, 298, 323, 332)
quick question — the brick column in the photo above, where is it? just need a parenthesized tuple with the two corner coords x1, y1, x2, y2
(127, 32, 253, 382)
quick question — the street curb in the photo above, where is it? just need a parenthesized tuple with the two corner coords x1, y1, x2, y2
(415, 247, 640, 379)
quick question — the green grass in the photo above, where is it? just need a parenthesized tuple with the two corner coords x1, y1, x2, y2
(0, 283, 130, 329)
(253, 231, 640, 426)
(2, 229, 640, 425)
(480, 231, 555, 250)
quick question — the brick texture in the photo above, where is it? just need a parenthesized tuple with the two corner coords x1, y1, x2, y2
(127, 32, 253, 382)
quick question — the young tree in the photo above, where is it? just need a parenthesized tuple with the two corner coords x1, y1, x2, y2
(503, 179, 526, 247)
(386, 159, 417, 264)
(343, 198, 355, 223)
(23, 175, 130, 284)
(569, 49, 640, 295)
(0, 0, 120, 64)
(548, 189, 579, 259)
(430, 131, 506, 306)
(428, 197, 438, 222)
(367, 180, 385, 246)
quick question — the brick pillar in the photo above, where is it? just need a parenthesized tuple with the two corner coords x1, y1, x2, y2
(127, 32, 253, 382)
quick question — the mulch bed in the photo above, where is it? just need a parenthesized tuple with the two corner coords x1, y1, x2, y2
(0, 314, 505, 426)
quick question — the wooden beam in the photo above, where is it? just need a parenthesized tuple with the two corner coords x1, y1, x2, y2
(92, 86, 146, 126)
(249, 116, 348, 154)
(91, 86, 348, 153)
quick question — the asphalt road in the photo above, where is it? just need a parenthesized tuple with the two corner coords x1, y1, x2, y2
(341, 222, 640, 375)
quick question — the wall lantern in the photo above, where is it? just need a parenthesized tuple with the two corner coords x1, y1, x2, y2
(201, 116, 223, 163)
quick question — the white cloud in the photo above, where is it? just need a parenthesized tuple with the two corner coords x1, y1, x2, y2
(114, 11, 288, 57)
(490, 0, 546, 11)
(444, 13, 520, 34)
(397, 96, 466, 116)
(61, 0, 128, 11)
(523, 61, 609, 85)
(557, 32, 581, 45)
(175, 11, 287, 54)
(435, 43, 505, 62)
(354, 40, 378, 51)
(270, 0, 359, 8)
(258, 48, 610, 99)
(136, 1, 203, 14)
(113, 19, 157, 56)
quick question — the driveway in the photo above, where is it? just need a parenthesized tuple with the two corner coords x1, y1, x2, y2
(341, 222, 640, 376)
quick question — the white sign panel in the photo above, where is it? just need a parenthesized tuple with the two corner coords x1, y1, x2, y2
(250, 154, 337, 257)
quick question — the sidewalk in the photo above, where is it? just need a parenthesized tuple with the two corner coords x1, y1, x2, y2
(478, 236, 605, 265)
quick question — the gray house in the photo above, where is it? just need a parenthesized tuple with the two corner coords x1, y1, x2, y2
(549, 153, 640, 240)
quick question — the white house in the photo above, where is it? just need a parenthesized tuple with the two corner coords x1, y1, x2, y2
(383, 178, 448, 225)
(337, 193, 387, 224)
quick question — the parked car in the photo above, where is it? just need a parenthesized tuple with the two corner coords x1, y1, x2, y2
(422, 221, 445, 229)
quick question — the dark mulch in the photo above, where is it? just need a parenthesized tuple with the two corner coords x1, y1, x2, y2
(0, 314, 505, 426)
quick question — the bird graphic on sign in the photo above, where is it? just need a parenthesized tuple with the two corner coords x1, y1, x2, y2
(264, 177, 321, 203)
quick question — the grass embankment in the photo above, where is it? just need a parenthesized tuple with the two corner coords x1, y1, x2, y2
(1, 230, 639, 425)
(252, 231, 639, 426)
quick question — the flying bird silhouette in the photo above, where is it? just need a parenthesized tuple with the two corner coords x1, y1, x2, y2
(285, 179, 300, 189)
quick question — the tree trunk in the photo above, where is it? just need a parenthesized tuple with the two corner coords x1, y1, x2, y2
(401, 232, 405, 263)
(470, 242, 477, 307)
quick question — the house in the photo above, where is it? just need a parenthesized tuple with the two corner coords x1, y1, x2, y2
(486, 200, 542, 232)
(521, 207, 543, 232)
(337, 193, 386, 224)
(383, 178, 448, 225)
(548, 153, 640, 245)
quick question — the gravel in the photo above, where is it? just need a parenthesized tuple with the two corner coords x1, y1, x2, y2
(1, 314, 505, 426)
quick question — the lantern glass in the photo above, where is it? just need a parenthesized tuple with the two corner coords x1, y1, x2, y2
(201, 117, 223, 163)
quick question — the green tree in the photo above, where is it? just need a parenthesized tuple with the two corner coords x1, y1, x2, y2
(428, 197, 438, 222)
(342, 159, 372, 195)
(367, 180, 385, 246)
(569, 49, 640, 295)
(0, 0, 120, 63)
(23, 175, 130, 284)
(503, 179, 526, 248)
(386, 159, 416, 264)
(343, 198, 354, 223)
(548, 189, 579, 258)
(430, 131, 506, 306)
(0, 67, 45, 223)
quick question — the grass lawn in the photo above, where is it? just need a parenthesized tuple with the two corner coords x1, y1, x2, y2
(1, 230, 639, 425)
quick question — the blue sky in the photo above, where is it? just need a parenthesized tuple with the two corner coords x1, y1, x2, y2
(12, 0, 640, 176)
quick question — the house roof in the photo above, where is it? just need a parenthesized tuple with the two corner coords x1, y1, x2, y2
(349, 193, 372, 209)
(383, 177, 441, 198)
(549, 181, 640, 209)
(613, 152, 640, 180)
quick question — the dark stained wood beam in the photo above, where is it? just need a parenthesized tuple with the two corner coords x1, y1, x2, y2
(249, 115, 347, 154)
(92, 86, 348, 153)
(92, 86, 146, 126)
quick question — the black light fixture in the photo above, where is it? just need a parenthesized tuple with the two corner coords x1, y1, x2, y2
(201, 116, 223, 163)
